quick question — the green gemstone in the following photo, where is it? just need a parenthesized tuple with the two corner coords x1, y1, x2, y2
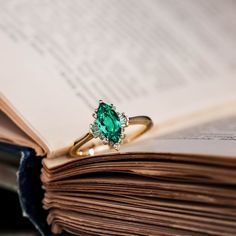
(96, 102, 121, 144)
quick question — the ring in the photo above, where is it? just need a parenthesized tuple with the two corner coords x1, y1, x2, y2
(69, 100, 153, 157)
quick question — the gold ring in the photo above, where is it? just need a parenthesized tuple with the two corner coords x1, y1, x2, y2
(69, 100, 153, 157)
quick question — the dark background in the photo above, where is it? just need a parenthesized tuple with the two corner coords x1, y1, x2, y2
(0, 188, 38, 235)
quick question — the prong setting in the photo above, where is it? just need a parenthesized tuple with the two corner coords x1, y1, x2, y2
(111, 104, 116, 110)
(113, 143, 120, 151)
(92, 113, 97, 118)
(103, 138, 109, 145)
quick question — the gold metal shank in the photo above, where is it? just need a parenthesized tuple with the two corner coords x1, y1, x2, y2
(69, 116, 153, 157)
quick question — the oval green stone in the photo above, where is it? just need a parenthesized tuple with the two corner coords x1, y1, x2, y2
(96, 102, 121, 144)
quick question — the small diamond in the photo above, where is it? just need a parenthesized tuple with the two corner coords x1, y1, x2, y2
(90, 123, 100, 138)
(120, 113, 128, 127)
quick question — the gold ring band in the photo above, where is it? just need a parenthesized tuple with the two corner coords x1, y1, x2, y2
(69, 116, 153, 157)
(69, 101, 153, 158)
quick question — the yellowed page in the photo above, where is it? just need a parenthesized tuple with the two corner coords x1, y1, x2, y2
(0, 111, 44, 155)
(0, 1, 236, 157)
(43, 106, 236, 170)
(124, 112, 236, 158)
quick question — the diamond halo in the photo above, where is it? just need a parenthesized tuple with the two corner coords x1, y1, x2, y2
(89, 100, 129, 150)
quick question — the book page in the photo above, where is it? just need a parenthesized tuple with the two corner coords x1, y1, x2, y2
(0, 0, 236, 156)
(0, 111, 44, 155)
(124, 113, 236, 158)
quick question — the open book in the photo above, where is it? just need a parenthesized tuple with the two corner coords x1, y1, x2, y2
(1, 1, 236, 235)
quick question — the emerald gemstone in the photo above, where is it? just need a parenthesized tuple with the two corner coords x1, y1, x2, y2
(95, 102, 121, 144)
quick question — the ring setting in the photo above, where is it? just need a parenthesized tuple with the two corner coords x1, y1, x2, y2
(69, 100, 153, 157)
(90, 100, 129, 150)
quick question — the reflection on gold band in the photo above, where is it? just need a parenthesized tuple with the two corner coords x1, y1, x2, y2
(69, 116, 153, 157)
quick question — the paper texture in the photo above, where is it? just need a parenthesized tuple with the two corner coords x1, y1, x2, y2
(0, 111, 44, 155)
(42, 149, 236, 235)
(124, 114, 236, 157)
(0, 0, 236, 155)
